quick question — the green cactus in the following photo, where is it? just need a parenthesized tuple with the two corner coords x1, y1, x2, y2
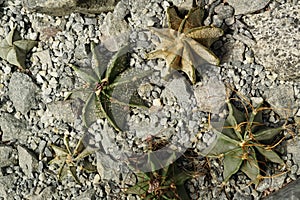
(70, 43, 152, 131)
(206, 97, 286, 185)
(0, 27, 37, 69)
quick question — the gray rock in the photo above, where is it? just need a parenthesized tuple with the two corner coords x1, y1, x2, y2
(265, 178, 300, 200)
(28, 186, 55, 200)
(0, 175, 15, 199)
(22, 0, 120, 16)
(32, 50, 53, 69)
(227, 0, 270, 15)
(96, 151, 120, 181)
(17, 145, 39, 177)
(99, 1, 129, 51)
(0, 146, 17, 168)
(175, 0, 193, 9)
(222, 40, 245, 63)
(194, 76, 226, 114)
(75, 189, 96, 200)
(44, 100, 76, 123)
(8, 72, 38, 115)
(0, 113, 30, 143)
(243, 3, 300, 81)
(165, 77, 191, 107)
(270, 172, 287, 190)
(287, 137, 300, 175)
(214, 4, 234, 20)
(264, 84, 298, 117)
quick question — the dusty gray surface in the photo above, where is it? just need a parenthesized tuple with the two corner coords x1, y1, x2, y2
(0, 0, 299, 199)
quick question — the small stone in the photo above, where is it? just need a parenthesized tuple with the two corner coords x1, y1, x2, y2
(152, 98, 162, 107)
(165, 77, 192, 107)
(93, 174, 101, 185)
(99, 5, 129, 51)
(194, 76, 226, 114)
(8, 72, 38, 114)
(96, 151, 120, 181)
(32, 50, 53, 69)
(287, 137, 300, 175)
(17, 145, 39, 177)
(222, 40, 245, 63)
(28, 186, 55, 200)
(250, 97, 263, 107)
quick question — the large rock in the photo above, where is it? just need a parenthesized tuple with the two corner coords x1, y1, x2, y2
(17, 145, 39, 177)
(0, 113, 31, 143)
(264, 84, 298, 117)
(0, 146, 18, 169)
(22, 0, 120, 16)
(0, 175, 15, 199)
(265, 178, 300, 200)
(243, 3, 300, 81)
(194, 76, 226, 114)
(286, 136, 300, 175)
(227, 0, 270, 15)
(99, 1, 129, 51)
(8, 72, 38, 115)
(42, 100, 76, 124)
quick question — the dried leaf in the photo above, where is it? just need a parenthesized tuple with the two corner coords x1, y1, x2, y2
(185, 26, 224, 47)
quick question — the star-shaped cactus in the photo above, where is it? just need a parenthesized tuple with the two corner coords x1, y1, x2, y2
(147, 6, 223, 84)
(0, 27, 37, 69)
(70, 43, 151, 131)
(206, 97, 286, 185)
(49, 135, 96, 184)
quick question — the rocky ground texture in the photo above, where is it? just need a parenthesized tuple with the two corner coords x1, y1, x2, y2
(0, 0, 299, 199)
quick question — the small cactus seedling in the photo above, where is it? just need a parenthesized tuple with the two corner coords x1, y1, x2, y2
(49, 135, 96, 184)
(206, 97, 286, 185)
(70, 43, 152, 131)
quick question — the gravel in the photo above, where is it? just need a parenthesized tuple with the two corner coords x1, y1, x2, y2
(0, 0, 299, 199)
